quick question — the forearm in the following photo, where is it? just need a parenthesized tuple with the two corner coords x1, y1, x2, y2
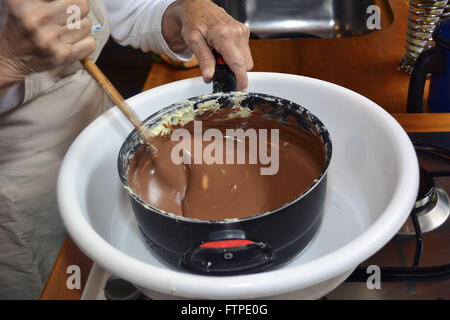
(105, 0, 252, 90)
(0, 42, 25, 112)
(0, 63, 27, 90)
(104, 0, 192, 61)
(0, 41, 28, 90)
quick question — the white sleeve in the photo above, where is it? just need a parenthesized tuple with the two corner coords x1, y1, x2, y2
(0, 82, 24, 114)
(103, 0, 193, 62)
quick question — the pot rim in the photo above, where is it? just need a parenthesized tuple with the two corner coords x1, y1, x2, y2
(117, 91, 333, 224)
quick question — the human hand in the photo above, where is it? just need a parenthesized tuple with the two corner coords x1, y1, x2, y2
(162, 0, 253, 91)
(0, 0, 96, 88)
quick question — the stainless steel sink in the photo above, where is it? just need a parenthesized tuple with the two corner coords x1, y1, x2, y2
(214, 0, 394, 39)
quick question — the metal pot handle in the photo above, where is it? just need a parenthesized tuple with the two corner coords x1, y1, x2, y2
(407, 47, 446, 113)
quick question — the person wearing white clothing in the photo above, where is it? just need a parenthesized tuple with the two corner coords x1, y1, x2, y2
(0, 0, 252, 299)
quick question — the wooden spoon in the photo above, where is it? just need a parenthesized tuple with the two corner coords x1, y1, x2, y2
(81, 58, 156, 154)
(82, 58, 189, 212)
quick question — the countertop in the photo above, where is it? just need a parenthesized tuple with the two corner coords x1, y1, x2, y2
(40, 0, 450, 299)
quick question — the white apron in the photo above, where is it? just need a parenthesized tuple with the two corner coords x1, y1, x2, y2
(0, 1, 111, 299)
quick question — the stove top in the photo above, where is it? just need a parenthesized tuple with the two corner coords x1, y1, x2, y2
(327, 132, 450, 299)
(81, 132, 450, 300)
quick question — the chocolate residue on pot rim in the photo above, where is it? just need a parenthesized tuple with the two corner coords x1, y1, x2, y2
(125, 104, 327, 222)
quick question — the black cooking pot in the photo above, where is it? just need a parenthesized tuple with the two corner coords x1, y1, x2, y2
(117, 56, 332, 275)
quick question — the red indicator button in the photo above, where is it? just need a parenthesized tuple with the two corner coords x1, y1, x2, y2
(200, 239, 253, 249)
(217, 56, 225, 65)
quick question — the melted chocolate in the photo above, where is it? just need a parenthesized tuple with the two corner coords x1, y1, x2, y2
(126, 109, 326, 220)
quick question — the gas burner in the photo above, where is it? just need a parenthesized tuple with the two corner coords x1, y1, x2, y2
(399, 168, 450, 235)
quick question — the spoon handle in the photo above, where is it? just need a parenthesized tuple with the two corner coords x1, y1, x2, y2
(81, 58, 151, 140)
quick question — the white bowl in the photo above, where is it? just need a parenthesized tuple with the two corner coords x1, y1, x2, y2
(58, 73, 419, 299)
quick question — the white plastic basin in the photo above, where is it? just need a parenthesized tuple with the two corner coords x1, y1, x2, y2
(58, 73, 419, 299)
